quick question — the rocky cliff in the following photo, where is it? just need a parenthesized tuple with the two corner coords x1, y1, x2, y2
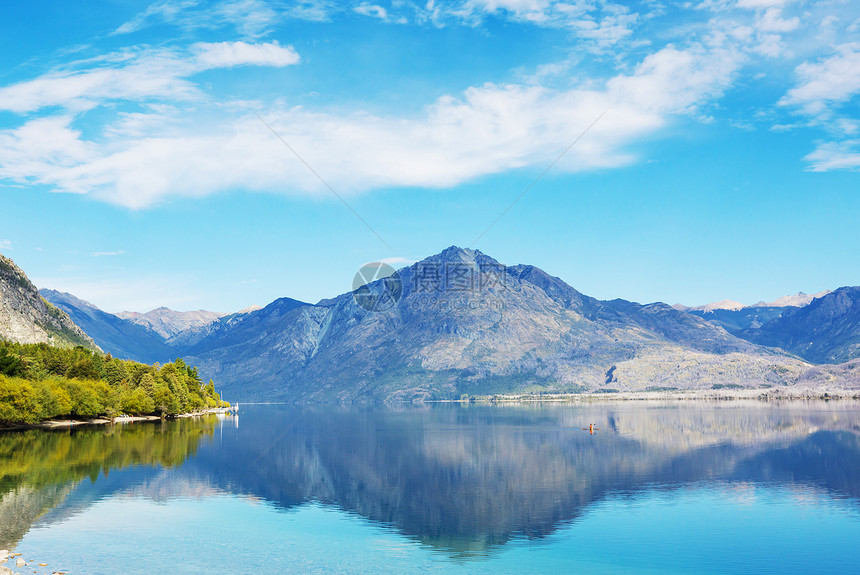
(0, 254, 98, 351)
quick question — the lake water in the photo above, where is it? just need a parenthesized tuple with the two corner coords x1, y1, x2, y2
(2, 401, 859, 574)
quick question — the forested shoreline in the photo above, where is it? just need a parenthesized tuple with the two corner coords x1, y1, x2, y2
(0, 341, 226, 426)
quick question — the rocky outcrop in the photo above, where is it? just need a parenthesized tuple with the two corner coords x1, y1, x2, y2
(0, 254, 98, 351)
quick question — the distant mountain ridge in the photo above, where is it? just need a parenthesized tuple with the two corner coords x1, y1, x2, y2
(672, 288, 857, 365)
(0, 253, 98, 351)
(674, 290, 831, 313)
(739, 287, 860, 364)
(40, 289, 175, 364)
(117, 307, 225, 339)
(754, 291, 832, 308)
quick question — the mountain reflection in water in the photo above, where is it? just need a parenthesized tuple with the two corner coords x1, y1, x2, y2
(2, 402, 859, 557)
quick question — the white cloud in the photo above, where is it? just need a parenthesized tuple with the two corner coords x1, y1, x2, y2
(92, 250, 126, 257)
(607, 43, 742, 113)
(192, 41, 300, 68)
(354, 4, 389, 20)
(804, 140, 860, 172)
(776, 42, 860, 170)
(0, 240, 12, 251)
(780, 43, 860, 117)
(0, 116, 93, 182)
(0, 42, 741, 209)
(756, 7, 798, 33)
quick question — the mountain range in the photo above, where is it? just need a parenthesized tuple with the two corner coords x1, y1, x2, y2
(3, 247, 858, 401)
(38, 289, 173, 363)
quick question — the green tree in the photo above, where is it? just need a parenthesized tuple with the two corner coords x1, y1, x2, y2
(65, 380, 105, 418)
(121, 387, 155, 415)
(152, 381, 180, 415)
(104, 360, 129, 386)
(0, 377, 41, 424)
(66, 358, 100, 380)
(0, 347, 25, 377)
(140, 373, 156, 395)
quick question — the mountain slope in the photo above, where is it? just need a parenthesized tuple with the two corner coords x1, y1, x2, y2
(740, 287, 860, 364)
(181, 247, 810, 402)
(40, 289, 175, 364)
(0, 254, 98, 351)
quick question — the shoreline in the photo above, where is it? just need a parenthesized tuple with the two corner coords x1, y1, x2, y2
(427, 387, 860, 404)
(0, 550, 61, 575)
(0, 407, 234, 433)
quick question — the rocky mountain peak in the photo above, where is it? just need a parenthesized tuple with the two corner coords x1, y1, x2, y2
(422, 246, 498, 267)
(0, 254, 99, 350)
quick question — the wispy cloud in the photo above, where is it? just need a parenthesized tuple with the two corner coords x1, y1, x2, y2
(192, 40, 299, 67)
(0, 41, 300, 114)
(448, 0, 640, 50)
(112, 0, 200, 35)
(116, 0, 639, 50)
(113, 0, 279, 38)
(0, 239, 12, 251)
(92, 250, 126, 257)
(780, 43, 860, 118)
(354, 4, 389, 21)
(779, 43, 860, 171)
(0, 50, 200, 114)
(804, 140, 860, 172)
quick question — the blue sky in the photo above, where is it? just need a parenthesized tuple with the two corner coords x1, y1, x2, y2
(0, 0, 858, 313)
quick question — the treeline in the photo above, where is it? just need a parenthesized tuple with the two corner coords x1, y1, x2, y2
(0, 341, 227, 425)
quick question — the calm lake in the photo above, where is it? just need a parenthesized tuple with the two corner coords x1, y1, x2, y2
(2, 401, 859, 574)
